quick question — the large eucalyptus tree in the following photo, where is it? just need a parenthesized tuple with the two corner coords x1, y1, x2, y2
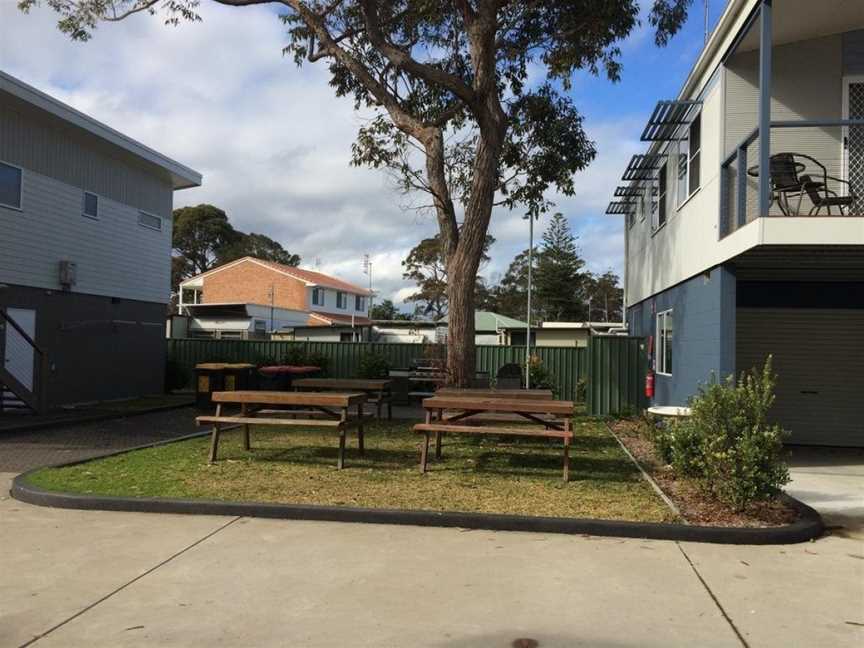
(21, 0, 692, 384)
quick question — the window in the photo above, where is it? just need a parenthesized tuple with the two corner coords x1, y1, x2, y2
(657, 310, 674, 375)
(83, 191, 98, 219)
(688, 113, 701, 195)
(654, 163, 667, 230)
(312, 288, 324, 306)
(336, 291, 347, 309)
(138, 211, 162, 231)
(677, 113, 701, 207)
(0, 161, 22, 210)
(355, 295, 365, 311)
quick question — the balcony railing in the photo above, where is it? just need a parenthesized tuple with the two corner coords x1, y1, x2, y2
(720, 120, 864, 237)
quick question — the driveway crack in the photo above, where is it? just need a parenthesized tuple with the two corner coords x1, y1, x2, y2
(20, 516, 242, 647)
(677, 542, 751, 648)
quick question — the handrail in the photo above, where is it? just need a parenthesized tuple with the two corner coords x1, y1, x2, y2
(0, 308, 49, 414)
(719, 119, 864, 238)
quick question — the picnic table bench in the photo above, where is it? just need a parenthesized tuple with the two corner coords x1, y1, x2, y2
(434, 388, 553, 400)
(414, 395, 575, 481)
(292, 378, 393, 420)
(196, 390, 368, 468)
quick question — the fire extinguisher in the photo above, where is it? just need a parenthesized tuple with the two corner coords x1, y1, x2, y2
(645, 335, 655, 399)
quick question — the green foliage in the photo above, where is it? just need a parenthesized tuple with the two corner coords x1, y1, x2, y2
(281, 347, 330, 376)
(535, 212, 587, 321)
(218, 232, 301, 268)
(649, 357, 790, 511)
(369, 299, 413, 321)
(575, 378, 588, 403)
(526, 355, 558, 397)
(402, 234, 494, 318)
(357, 353, 391, 379)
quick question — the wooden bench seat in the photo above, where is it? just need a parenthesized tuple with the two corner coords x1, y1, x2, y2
(412, 421, 573, 481)
(196, 416, 342, 427)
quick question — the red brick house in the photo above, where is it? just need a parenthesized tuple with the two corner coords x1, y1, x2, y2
(177, 257, 372, 340)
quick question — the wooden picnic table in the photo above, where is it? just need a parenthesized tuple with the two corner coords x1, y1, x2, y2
(196, 390, 368, 468)
(292, 378, 393, 420)
(434, 388, 553, 400)
(414, 395, 575, 481)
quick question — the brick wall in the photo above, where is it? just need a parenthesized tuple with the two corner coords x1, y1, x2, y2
(202, 259, 307, 310)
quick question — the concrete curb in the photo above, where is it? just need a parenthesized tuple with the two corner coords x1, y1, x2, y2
(10, 436, 824, 545)
(0, 401, 194, 435)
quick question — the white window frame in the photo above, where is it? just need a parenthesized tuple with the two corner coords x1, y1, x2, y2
(653, 163, 668, 231)
(676, 112, 702, 208)
(656, 309, 673, 376)
(336, 291, 347, 309)
(312, 287, 324, 306)
(0, 160, 24, 211)
(82, 191, 99, 219)
(138, 211, 162, 231)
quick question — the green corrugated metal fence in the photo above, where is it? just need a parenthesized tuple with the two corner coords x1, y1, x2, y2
(167, 340, 588, 401)
(586, 336, 649, 416)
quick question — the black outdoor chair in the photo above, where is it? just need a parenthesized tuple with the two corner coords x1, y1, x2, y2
(794, 153, 857, 215)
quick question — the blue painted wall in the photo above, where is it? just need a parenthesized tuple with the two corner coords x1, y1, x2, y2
(627, 265, 737, 406)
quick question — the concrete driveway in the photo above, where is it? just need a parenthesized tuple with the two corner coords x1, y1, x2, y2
(2, 468, 862, 648)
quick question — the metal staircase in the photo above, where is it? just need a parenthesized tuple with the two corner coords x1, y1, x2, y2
(0, 309, 48, 415)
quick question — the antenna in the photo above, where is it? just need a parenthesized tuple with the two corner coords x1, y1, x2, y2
(314, 256, 321, 270)
(704, 0, 709, 45)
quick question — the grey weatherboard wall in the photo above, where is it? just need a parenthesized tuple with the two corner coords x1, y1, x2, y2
(626, 265, 736, 407)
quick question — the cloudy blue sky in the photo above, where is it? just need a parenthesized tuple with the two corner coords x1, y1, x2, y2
(0, 1, 725, 308)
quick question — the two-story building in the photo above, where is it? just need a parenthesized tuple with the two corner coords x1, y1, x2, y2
(178, 257, 373, 340)
(0, 71, 201, 411)
(609, 0, 863, 446)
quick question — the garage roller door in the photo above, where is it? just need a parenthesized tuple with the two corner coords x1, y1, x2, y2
(736, 308, 864, 446)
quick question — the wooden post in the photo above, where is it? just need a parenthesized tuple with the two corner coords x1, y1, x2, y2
(241, 402, 250, 451)
(376, 388, 383, 420)
(208, 404, 222, 463)
(563, 417, 572, 482)
(387, 387, 393, 421)
(337, 407, 347, 469)
(434, 407, 443, 460)
(356, 402, 365, 455)
(420, 431, 430, 474)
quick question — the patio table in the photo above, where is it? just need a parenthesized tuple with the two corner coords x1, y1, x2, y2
(196, 390, 368, 468)
(415, 395, 575, 481)
(292, 378, 392, 420)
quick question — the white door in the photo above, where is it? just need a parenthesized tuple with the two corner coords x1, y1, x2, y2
(4, 308, 36, 391)
(842, 76, 864, 214)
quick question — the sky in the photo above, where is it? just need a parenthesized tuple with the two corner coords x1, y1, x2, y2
(0, 0, 727, 310)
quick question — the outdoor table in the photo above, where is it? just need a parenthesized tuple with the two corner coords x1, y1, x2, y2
(292, 378, 393, 420)
(434, 388, 553, 400)
(196, 390, 368, 468)
(414, 395, 575, 481)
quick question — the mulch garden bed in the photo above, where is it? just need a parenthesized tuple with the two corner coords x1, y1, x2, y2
(610, 418, 799, 528)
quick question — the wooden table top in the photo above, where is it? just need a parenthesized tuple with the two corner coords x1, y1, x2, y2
(212, 391, 367, 406)
(422, 395, 574, 415)
(292, 378, 391, 390)
(435, 388, 553, 400)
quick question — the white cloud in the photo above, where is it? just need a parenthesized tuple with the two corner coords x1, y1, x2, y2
(0, 2, 635, 307)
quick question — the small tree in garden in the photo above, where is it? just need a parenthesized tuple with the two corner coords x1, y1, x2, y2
(659, 357, 790, 511)
(26, 0, 694, 385)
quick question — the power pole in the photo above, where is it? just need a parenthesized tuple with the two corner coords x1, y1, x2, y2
(524, 212, 539, 390)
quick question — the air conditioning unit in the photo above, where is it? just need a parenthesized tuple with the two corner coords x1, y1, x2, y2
(59, 260, 77, 289)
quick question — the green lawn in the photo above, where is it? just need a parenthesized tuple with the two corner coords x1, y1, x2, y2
(26, 418, 675, 522)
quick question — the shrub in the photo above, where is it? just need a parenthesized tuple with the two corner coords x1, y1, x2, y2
(526, 355, 558, 397)
(663, 357, 790, 510)
(575, 378, 587, 403)
(358, 352, 391, 379)
(280, 346, 330, 376)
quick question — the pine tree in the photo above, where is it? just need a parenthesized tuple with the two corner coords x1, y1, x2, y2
(535, 213, 588, 321)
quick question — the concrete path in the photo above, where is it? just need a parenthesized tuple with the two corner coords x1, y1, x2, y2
(2, 470, 862, 648)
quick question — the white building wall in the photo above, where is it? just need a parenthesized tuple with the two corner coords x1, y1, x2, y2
(0, 167, 173, 304)
(307, 286, 370, 318)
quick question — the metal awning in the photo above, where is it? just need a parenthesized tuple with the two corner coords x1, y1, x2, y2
(614, 186, 645, 198)
(606, 201, 636, 215)
(640, 100, 702, 141)
(621, 153, 667, 181)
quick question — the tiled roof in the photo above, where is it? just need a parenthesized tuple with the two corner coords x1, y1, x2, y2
(255, 259, 373, 296)
(307, 312, 373, 327)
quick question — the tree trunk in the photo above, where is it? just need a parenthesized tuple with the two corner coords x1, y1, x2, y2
(446, 251, 477, 386)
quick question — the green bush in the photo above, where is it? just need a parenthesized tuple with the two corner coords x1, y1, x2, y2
(657, 357, 790, 510)
(280, 346, 330, 376)
(358, 352, 391, 379)
(575, 378, 587, 403)
(526, 355, 559, 397)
